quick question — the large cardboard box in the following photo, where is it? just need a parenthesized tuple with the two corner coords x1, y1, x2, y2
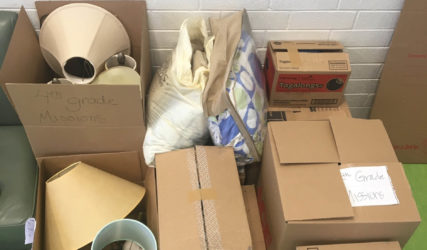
(267, 100, 351, 122)
(297, 241, 401, 250)
(242, 185, 266, 250)
(155, 146, 252, 250)
(370, 0, 427, 163)
(33, 151, 158, 250)
(264, 41, 351, 108)
(257, 118, 420, 250)
(0, 1, 151, 158)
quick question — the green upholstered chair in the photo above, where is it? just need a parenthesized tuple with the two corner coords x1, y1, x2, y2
(0, 11, 38, 250)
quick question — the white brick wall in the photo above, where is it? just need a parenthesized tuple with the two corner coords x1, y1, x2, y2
(0, 0, 404, 118)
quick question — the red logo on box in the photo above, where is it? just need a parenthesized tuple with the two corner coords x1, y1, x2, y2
(257, 186, 272, 248)
(276, 74, 348, 93)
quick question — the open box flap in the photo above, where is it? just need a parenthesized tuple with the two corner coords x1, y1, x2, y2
(270, 121, 339, 164)
(0, 8, 52, 91)
(38, 151, 144, 183)
(330, 117, 398, 164)
(277, 163, 353, 221)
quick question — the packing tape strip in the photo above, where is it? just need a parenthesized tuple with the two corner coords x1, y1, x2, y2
(196, 147, 223, 250)
(187, 150, 207, 250)
(186, 147, 224, 250)
(287, 46, 301, 68)
(188, 188, 217, 202)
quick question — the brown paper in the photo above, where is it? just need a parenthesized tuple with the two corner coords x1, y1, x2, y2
(39, 3, 131, 84)
(44, 161, 145, 250)
(202, 11, 242, 116)
(370, 0, 427, 163)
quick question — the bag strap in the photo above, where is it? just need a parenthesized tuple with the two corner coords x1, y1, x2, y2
(224, 87, 260, 162)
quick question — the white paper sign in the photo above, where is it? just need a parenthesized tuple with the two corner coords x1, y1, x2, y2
(340, 166, 399, 207)
(25, 218, 36, 245)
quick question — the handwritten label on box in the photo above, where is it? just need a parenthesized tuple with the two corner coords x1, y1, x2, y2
(340, 166, 399, 207)
(6, 84, 143, 127)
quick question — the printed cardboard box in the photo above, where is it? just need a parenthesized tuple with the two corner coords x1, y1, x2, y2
(242, 185, 266, 250)
(264, 41, 351, 108)
(297, 241, 401, 250)
(155, 146, 252, 250)
(370, 0, 427, 163)
(267, 100, 351, 122)
(257, 118, 420, 250)
(33, 151, 158, 250)
(1, 1, 151, 158)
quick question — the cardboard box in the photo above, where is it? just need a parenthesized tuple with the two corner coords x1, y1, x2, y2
(257, 118, 420, 250)
(264, 41, 351, 108)
(1, 1, 151, 158)
(297, 241, 401, 250)
(370, 0, 427, 163)
(242, 185, 266, 250)
(33, 151, 158, 250)
(155, 146, 252, 250)
(267, 100, 351, 122)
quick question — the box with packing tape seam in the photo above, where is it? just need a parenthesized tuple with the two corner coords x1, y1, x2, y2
(155, 146, 252, 250)
(264, 41, 351, 108)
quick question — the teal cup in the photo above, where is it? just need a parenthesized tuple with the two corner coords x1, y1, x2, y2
(91, 219, 157, 250)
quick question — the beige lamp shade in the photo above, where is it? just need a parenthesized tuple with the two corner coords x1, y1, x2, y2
(44, 162, 145, 250)
(39, 3, 131, 84)
(91, 66, 141, 86)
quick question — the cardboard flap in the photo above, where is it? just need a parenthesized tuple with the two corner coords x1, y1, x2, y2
(0, 8, 52, 90)
(270, 41, 343, 51)
(39, 151, 144, 183)
(278, 163, 353, 221)
(330, 118, 398, 163)
(270, 121, 339, 164)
